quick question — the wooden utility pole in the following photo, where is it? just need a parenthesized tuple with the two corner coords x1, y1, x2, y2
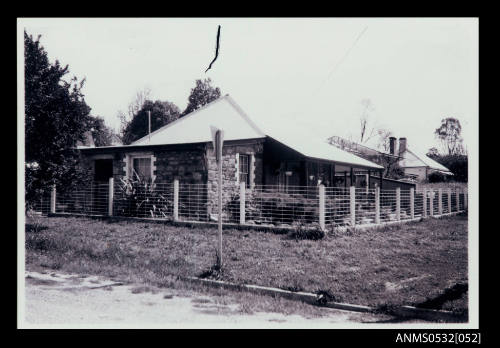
(148, 111, 151, 142)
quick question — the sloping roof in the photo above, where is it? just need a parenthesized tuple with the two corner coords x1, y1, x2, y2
(132, 95, 265, 146)
(122, 95, 382, 170)
(400, 148, 452, 173)
(268, 133, 383, 169)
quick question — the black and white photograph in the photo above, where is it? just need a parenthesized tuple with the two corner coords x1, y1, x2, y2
(17, 17, 478, 330)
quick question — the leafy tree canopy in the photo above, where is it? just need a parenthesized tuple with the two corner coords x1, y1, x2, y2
(181, 78, 221, 117)
(25, 31, 95, 205)
(435, 117, 465, 155)
(89, 116, 118, 147)
(121, 100, 180, 145)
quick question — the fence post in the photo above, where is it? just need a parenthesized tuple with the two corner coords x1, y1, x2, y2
(240, 182, 246, 225)
(375, 186, 380, 224)
(464, 188, 468, 210)
(423, 188, 427, 218)
(319, 184, 325, 231)
(429, 189, 434, 216)
(108, 177, 114, 216)
(350, 186, 356, 227)
(173, 179, 179, 221)
(438, 188, 442, 216)
(396, 188, 401, 221)
(50, 184, 56, 214)
(456, 189, 460, 212)
(448, 188, 452, 213)
(410, 188, 415, 219)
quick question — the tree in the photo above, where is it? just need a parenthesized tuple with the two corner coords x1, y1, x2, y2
(434, 117, 465, 155)
(121, 100, 181, 144)
(89, 116, 117, 147)
(181, 78, 221, 117)
(358, 98, 377, 144)
(117, 87, 151, 135)
(426, 147, 440, 159)
(376, 128, 393, 153)
(25, 31, 93, 206)
(437, 154, 468, 182)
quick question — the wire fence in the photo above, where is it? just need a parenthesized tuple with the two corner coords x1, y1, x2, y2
(29, 180, 467, 229)
(325, 187, 351, 226)
(56, 182, 109, 216)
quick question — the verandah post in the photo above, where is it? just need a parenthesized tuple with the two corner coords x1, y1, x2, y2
(464, 188, 468, 210)
(173, 179, 179, 221)
(240, 181, 245, 225)
(438, 188, 443, 216)
(319, 184, 325, 231)
(50, 184, 56, 214)
(410, 187, 415, 219)
(429, 189, 434, 216)
(350, 186, 356, 227)
(456, 189, 460, 212)
(375, 186, 380, 224)
(448, 188, 452, 213)
(108, 177, 114, 216)
(396, 187, 401, 221)
(423, 188, 427, 218)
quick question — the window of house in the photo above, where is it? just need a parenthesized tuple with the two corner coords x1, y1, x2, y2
(239, 154, 250, 188)
(131, 157, 152, 181)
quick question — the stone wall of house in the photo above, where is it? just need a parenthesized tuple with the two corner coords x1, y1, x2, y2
(206, 140, 264, 217)
(153, 148, 207, 184)
(79, 140, 265, 220)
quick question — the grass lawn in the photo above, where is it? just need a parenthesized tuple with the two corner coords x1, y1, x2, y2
(25, 213, 468, 316)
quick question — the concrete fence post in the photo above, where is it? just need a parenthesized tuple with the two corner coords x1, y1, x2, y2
(410, 188, 415, 219)
(375, 187, 380, 224)
(423, 188, 427, 218)
(429, 189, 434, 216)
(438, 188, 443, 216)
(396, 188, 401, 221)
(50, 184, 56, 214)
(319, 184, 325, 231)
(173, 179, 179, 221)
(448, 188, 452, 213)
(350, 186, 356, 227)
(108, 177, 114, 216)
(456, 189, 460, 212)
(240, 182, 246, 225)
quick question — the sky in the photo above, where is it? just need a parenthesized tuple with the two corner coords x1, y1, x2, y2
(20, 18, 478, 154)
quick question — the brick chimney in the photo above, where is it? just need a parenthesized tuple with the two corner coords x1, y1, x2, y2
(389, 137, 396, 155)
(399, 137, 407, 156)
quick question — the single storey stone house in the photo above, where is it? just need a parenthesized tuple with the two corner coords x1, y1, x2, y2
(78, 94, 384, 215)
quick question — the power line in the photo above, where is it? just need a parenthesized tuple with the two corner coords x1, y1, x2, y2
(301, 26, 368, 112)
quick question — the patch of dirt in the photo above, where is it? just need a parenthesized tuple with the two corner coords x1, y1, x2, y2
(25, 276, 59, 286)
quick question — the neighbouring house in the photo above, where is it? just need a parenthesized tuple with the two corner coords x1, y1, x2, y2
(328, 135, 415, 190)
(391, 137, 453, 182)
(77, 94, 384, 216)
(328, 135, 452, 184)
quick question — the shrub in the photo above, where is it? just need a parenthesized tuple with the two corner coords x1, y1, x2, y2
(287, 222, 325, 241)
(114, 177, 173, 218)
(428, 171, 447, 183)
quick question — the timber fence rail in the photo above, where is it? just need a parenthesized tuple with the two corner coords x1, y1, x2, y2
(31, 179, 468, 230)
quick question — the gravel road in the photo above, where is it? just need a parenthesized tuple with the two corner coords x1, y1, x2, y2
(22, 271, 394, 328)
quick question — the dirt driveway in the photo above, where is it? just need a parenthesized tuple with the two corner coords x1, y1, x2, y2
(21, 271, 395, 328)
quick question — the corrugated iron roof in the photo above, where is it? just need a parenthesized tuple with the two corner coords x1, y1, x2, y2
(400, 148, 452, 173)
(126, 94, 382, 169)
(132, 95, 265, 146)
